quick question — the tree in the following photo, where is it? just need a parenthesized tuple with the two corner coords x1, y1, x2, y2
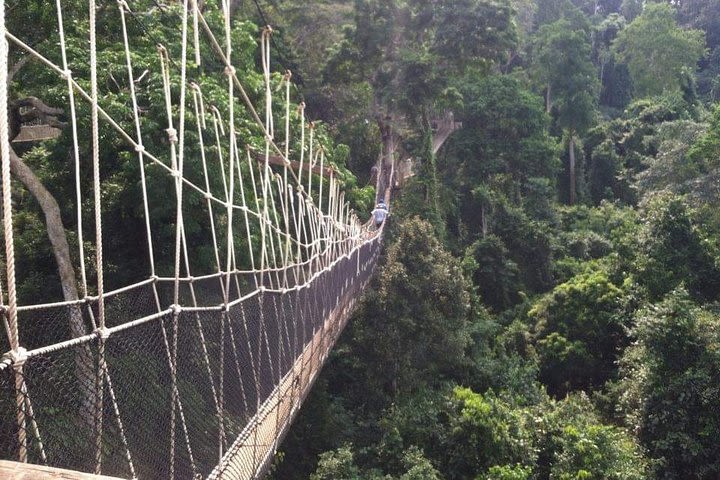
(323, 0, 518, 230)
(619, 289, 720, 479)
(530, 268, 626, 396)
(687, 103, 720, 172)
(536, 394, 647, 480)
(533, 18, 599, 204)
(588, 139, 620, 203)
(593, 14, 633, 109)
(310, 447, 364, 480)
(479, 464, 532, 480)
(347, 217, 471, 402)
(463, 235, 521, 312)
(612, 3, 706, 98)
(431, 0, 518, 74)
(442, 387, 535, 479)
(457, 75, 557, 201)
(671, 0, 720, 52)
(534, 0, 576, 28)
(635, 194, 720, 302)
(397, 447, 443, 480)
(633, 120, 708, 201)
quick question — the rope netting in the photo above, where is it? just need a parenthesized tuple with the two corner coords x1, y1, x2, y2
(0, 1, 390, 478)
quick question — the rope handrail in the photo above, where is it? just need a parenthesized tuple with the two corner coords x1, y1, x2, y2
(0, 0, 392, 477)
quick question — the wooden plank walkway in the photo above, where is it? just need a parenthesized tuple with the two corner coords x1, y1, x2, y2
(0, 460, 124, 480)
(208, 290, 361, 479)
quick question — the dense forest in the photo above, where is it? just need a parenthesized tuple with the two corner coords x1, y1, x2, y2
(3, 0, 720, 478)
(246, 0, 720, 479)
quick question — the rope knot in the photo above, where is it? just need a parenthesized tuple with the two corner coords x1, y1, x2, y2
(117, 0, 130, 12)
(61, 68, 73, 80)
(8, 347, 28, 369)
(96, 327, 111, 340)
(134, 144, 145, 154)
(224, 65, 236, 77)
(166, 127, 178, 143)
(204, 192, 212, 200)
(171, 304, 182, 315)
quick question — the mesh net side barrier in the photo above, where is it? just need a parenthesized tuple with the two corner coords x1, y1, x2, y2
(0, 238, 382, 479)
(0, 0, 392, 478)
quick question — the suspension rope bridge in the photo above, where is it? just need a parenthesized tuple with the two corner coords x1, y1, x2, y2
(0, 1, 393, 478)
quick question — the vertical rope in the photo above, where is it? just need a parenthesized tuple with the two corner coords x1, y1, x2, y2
(191, 0, 201, 66)
(259, 26, 273, 290)
(0, 0, 18, 357)
(223, 0, 237, 300)
(283, 72, 292, 276)
(297, 103, 306, 187)
(118, 0, 156, 279)
(88, 0, 108, 473)
(56, 0, 87, 297)
(307, 124, 314, 206)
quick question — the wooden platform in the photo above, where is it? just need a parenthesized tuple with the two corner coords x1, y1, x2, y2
(0, 460, 124, 480)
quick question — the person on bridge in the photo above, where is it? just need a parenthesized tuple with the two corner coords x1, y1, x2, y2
(372, 200, 389, 228)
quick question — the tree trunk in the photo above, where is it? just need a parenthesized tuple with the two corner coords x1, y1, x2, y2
(480, 202, 487, 238)
(9, 147, 95, 429)
(546, 84, 552, 113)
(568, 134, 577, 205)
(376, 114, 396, 203)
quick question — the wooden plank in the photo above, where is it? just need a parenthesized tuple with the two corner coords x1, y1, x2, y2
(11, 125, 62, 143)
(209, 271, 371, 480)
(0, 460, 125, 480)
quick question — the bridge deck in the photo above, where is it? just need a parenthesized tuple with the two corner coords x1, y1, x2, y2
(209, 280, 361, 479)
(0, 460, 124, 480)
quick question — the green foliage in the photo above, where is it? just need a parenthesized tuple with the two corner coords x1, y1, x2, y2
(687, 104, 720, 172)
(588, 139, 620, 203)
(635, 194, 720, 302)
(443, 388, 535, 479)
(432, 0, 518, 73)
(539, 395, 648, 480)
(347, 217, 471, 403)
(310, 447, 365, 480)
(620, 289, 720, 479)
(463, 235, 521, 312)
(612, 3, 706, 99)
(19, 0, 717, 477)
(534, 18, 599, 135)
(530, 268, 626, 395)
(594, 14, 632, 110)
(398, 447, 443, 480)
(458, 75, 558, 191)
(633, 120, 709, 200)
(478, 464, 532, 480)
(534, 0, 580, 29)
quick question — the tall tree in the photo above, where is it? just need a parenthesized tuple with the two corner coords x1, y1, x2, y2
(534, 18, 599, 204)
(612, 2, 706, 98)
